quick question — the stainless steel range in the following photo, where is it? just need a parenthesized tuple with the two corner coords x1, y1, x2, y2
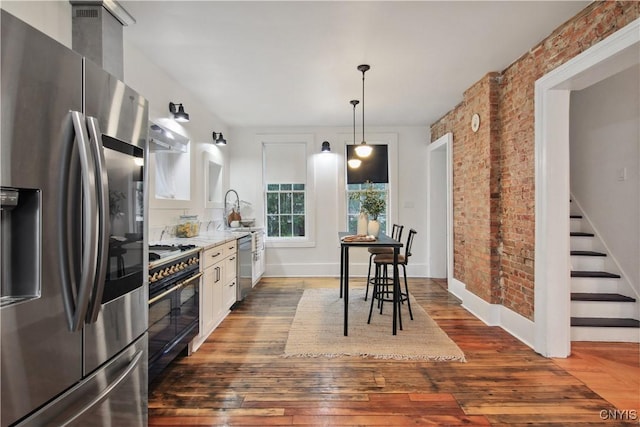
(147, 245, 201, 385)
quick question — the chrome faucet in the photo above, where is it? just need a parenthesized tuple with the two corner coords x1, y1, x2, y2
(224, 189, 240, 226)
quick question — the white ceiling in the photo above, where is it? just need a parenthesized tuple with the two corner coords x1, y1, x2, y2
(121, 1, 589, 128)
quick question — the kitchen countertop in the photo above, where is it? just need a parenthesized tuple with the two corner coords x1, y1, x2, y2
(148, 230, 253, 269)
(150, 230, 252, 251)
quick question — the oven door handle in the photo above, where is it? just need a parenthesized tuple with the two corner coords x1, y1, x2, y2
(148, 272, 203, 305)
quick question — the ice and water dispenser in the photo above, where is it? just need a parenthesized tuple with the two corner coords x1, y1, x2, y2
(1, 187, 40, 307)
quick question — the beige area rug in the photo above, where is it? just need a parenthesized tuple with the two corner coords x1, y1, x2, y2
(283, 287, 466, 361)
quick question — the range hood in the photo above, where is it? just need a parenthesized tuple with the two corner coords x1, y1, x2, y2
(149, 122, 189, 153)
(71, 1, 135, 80)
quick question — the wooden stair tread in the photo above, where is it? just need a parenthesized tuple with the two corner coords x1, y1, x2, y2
(570, 250, 606, 257)
(571, 293, 636, 302)
(570, 231, 594, 237)
(571, 271, 621, 278)
(571, 317, 640, 328)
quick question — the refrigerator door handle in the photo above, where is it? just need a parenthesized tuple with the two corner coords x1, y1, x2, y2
(57, 350, 144, 427)
(85, 116, 109, 323)
(60, 111, 99, 332)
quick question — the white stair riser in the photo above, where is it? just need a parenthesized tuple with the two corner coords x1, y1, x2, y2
(570, 236, 594, 251)
(570, 256, 605, 271)
(572, 326, 640, 342)
(570, 218, 583, 232)
(571, 301, 638, 318)
(571, 277, 619, 294)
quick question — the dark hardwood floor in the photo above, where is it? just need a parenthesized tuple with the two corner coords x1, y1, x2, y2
(148, 277, 640, 426)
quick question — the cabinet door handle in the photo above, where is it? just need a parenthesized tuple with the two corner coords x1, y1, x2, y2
(210, 251, 222, 258)
(229, 256, 236, 262)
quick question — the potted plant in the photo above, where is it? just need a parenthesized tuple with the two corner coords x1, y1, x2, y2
(350, 182, 386, 237)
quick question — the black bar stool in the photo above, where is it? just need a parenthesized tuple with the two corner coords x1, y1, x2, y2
(365, 224, 403, 301)
(367, 229, 417, 328)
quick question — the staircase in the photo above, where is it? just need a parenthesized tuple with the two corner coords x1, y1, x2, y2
(570, 214, 640, 342)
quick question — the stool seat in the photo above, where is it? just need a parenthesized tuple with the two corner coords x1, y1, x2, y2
(374, 254, 407, 265)
(367, 247, 393, 255)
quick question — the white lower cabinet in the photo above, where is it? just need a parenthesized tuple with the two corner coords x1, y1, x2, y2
(191, 238, 238, 352)
(223, 245, 237, 309)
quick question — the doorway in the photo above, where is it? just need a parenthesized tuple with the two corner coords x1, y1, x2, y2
(426, 133, 453, 279)
(534, 18, 640, 357)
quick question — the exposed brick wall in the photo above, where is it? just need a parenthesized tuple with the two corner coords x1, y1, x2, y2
(431, 1, 639, 320)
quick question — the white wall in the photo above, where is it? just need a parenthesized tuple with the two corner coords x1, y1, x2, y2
(570, 64, 640, 292)
(123, 42, 230, 238)
(1, 1, 72, 48)
(228, 126, 430, 277)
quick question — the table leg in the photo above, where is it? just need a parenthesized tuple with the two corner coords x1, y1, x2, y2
(344, 246, 349, 336)
(392, 246, 399, 335)
(339, 245, 344, 298)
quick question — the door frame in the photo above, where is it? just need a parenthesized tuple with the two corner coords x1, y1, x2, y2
(426, 133, 453, 280)
(534, 18, 640, 357)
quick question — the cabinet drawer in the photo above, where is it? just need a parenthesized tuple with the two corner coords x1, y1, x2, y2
(203, 244, 225, 269)
(223, 240, 237, 258)
(224, 253, 237, 282)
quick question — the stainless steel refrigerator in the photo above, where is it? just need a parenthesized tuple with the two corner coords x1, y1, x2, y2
(1, 10, 148, 426)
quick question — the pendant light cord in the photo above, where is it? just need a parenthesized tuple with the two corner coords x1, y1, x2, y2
(350, 99, 359, 146)
(357, 64, 370, 145)
(361, 70, 365, 144)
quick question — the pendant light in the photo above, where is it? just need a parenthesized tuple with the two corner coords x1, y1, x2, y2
(347, 99, 361, 169)
(355, 64, 372, 158)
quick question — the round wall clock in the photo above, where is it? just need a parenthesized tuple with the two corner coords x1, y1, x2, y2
(471, 113, 480, 133)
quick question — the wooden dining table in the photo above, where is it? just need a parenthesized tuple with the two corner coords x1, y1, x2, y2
(338, 231, 403, 336)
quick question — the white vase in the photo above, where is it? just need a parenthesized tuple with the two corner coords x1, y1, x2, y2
(367, 219, 380, 238)
(357, 212, 368, 235)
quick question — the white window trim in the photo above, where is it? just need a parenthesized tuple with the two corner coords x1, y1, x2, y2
(260, 133, 316, 248)
(338, 133, 399, 235)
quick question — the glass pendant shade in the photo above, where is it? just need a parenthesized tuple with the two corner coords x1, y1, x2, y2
(355, 143, 372, 158)
(348, 158, 361, 168)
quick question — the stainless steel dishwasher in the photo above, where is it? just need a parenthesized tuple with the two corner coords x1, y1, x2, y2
(236, 234, 253, 302)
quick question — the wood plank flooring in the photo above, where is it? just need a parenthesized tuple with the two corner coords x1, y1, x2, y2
(149, 277, 640, 426)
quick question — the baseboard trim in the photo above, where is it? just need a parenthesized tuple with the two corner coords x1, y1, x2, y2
(450, 278, 536, 350)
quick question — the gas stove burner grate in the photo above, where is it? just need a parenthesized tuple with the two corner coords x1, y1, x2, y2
(149, 244, 197, 251)
(149, 244, 198, 262)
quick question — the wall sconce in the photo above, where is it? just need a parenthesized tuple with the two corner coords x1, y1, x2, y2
(169, 102, 190, 122)
(321, 141, 331, 152)
(212, 132, 227, 145)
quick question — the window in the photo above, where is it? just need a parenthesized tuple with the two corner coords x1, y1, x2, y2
(345, 143, 390, 234)
(266, 183, 305, 237)
(346, 182, 388, 234)
(262, 138, 313, 244)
